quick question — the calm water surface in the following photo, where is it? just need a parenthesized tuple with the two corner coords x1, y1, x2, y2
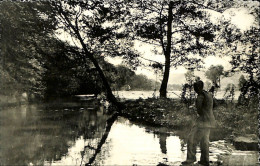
(0, 104, 229, 165)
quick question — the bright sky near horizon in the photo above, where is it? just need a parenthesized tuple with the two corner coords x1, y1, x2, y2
(106, 4, 258, 85)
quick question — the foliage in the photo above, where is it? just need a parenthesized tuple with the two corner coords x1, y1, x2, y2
(238, 75, 246, 90)
(237, 78, 259, 105)
(127, 0, 236, 97)
(123, 98, 258, 137)
(204, 80, 212, 91)
(123, 98, 192, 128)
(214, 104, 258, 136)
(181, 84, 192, 104)
(110, 65, 135, 90)
(100, 64, 156, 91)
(0, 2, 57, 100)
(0, 2, 125, 103)
(129, 74, 154, 91)
(48, 0, 141, 108)
(218, 1, 259, 102)
(205, 65, 224, 89)
(229, 27, 259, 100)
(41, 39, 103, 100)
(223, 83, 236, 102)
(181, 70, 197, 105)
(50, 0, 139, 64)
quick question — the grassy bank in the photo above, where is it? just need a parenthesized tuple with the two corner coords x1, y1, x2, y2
(122, 98, 195, 129)
(214, 103, 258, 136)
(121, 98, 258, 137)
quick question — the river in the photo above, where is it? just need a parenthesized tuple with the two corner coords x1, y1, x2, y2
(0, 103, 234, 166)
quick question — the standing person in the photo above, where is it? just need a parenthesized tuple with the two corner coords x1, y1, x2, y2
(182, 81, 216, 166)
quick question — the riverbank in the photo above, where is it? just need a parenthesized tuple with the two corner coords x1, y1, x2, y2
(122, 98, 193, 129)
(120, 98, 258, 165)
(121, 98, 258, 139)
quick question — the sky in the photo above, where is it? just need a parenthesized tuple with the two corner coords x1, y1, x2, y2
(105, 3, 258, 86)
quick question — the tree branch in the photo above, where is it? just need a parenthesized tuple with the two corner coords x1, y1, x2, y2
(75, 6, 82, 32)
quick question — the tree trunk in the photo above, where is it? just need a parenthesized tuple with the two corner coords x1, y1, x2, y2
(159, 2, 173, 98)
(58, 6, 124, 111)
(160, 54, 171, 98)
(78, 36, 124, 110)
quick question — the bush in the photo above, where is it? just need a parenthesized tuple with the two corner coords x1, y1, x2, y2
(214, 103, 258, 136)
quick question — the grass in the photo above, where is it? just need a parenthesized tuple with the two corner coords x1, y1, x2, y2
(214, 102, 258, 136)
(122, 97, 258, 138)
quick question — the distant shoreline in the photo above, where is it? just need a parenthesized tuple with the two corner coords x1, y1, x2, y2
(113, 90, 240, 100)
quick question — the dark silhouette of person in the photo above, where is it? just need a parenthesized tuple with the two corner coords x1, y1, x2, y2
(182, 81, 216, 166)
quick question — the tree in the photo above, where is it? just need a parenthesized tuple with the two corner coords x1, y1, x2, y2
(229, 27, 259, 99)
(181, 70, 200, 105)
(127, 0, 235, 98)
(1, 2, 123, 103)
(185, 70, 196, 86)
(205, 65, 224, 89)
(112, 65, 135, 90)
(130, 74, 154, 90)
(48, 0, 139, 110)
(215, 1, 259, 101)
(205, 80, 212, 91)
(238, 75, 246, 90)
(0, 2, 57, 100)
(223, 83, 236, 102)
(40, 38, 102, 100)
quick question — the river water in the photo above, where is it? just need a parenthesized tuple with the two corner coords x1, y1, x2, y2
(0, 103, 233, 166)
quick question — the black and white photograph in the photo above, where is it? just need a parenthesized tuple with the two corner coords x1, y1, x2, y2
(0, 0, 259, 165)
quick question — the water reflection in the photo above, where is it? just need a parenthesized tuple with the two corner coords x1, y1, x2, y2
(0, 104, 110, 166)
(0, 104, 229, 165)
(158, 128, 169, 154)
(94, 118, 186, 165)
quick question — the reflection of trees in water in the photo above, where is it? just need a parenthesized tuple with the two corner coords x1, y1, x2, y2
(2, 106, 230, 165)
(0, 104, 111, 165)
(128, 121, 171, 155)
(78, 108, 108, 139)
(83, 114, 118, 165)
(77, 108, 116, 165)
(159, 132, 167, 154)
(127, 121, 193, 155)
